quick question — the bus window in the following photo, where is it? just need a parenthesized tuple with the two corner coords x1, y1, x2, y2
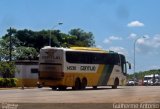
(66, 51, 120, 65)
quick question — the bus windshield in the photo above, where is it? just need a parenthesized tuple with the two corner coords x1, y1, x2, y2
(144, 77, 152, 80)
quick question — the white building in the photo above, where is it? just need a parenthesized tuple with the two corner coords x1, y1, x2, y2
(15, 60, 39, 87)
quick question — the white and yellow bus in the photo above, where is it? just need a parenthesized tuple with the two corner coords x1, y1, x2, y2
(38, 46, 131, 90)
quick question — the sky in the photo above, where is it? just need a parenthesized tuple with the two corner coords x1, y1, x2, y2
(0, 0, 160, 74)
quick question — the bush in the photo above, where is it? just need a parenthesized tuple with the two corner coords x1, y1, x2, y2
(0, 78, 18, 87)
(0, 78, 3, 86)
(10, 78, 17, 87)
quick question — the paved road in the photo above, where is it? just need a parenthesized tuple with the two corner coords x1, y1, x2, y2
(0, 86, 160, 103)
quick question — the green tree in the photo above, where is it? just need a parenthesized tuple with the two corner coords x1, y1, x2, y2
(0, 34, 38, 60)
(0, 62, 16, 78)
(69, 28, 95, 47)
(128, 69, 160, 80)
(0, 28, 21, 60)
(15, 46, 38, 60)
(1, 28, 96, 60)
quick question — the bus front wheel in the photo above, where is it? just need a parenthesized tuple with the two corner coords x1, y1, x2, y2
(81, 78, 87, 89)
(112, 78, 119, 89)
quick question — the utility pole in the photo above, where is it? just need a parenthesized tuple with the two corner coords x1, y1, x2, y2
(9, 27, 12, 61)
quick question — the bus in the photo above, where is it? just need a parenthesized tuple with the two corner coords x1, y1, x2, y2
(37, 46, 131, 90)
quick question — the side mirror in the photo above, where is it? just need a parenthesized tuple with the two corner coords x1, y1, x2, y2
(126, 61, 131, 69)
(129, 63, 131, 69)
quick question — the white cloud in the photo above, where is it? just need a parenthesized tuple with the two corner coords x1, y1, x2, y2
(150, 65, 160, 70)
(128, 33, 150, 40)
(143, 34, 150, 39)
(103, 38, 110, 44)
(128, 33, 137, 39)
(137, 35, 160, 48)
(109, 36, 122, 40)
(127, 21, 144, 27)
(136, 34, 160, 54)
(108, 46, 128, 55)
(103, 36, 122, 44)
(96, 45, 103, 48)
(137, 38, 145, 44)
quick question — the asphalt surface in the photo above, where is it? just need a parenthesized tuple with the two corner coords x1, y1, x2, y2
(0, 86, 160, 109)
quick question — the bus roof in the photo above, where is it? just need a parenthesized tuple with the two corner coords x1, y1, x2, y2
(41, 46, 120, 54)
(70, 47, 107, 52)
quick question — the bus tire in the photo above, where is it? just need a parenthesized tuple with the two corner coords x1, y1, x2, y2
(51, 86, 57, 90)
(93, 86, 97, 89)
(73, 78, 81, 90)
(58, 86, 67, 91)
(81, 78, 87, 89)
(37, 84, 43, 88)
(112, 78, 119, 89)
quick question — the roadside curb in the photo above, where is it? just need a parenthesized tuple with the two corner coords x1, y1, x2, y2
(0, 87, 36, 90)
(0, 87, 18, 90)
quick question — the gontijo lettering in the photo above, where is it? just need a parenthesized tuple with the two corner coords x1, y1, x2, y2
(80, 66, 96, 71)
(66, 65, 96, 71)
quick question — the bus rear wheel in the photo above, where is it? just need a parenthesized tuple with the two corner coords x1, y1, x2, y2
(37, 84, 43, 88)
(81, 78, 87, 89)
(72, 78, 81, 90)
(51, 86, 57, 90)
(58, 86, 67, 90)
(93, 86, 97, 89)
